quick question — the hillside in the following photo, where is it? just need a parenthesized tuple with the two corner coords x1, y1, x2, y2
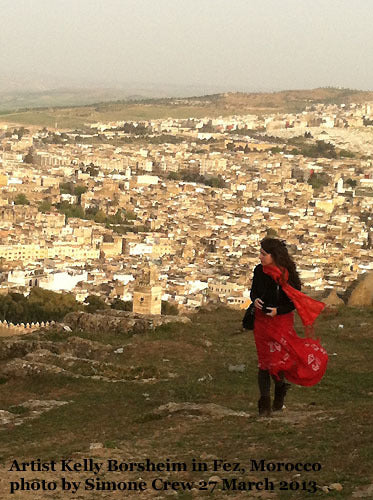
(1, 87, 373, 129)
(0, 305, 372, 499)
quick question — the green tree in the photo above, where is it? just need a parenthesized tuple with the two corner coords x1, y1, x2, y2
(59, 182, 74, 195)
(339, 149, 355, 158)
(124, 210, 136, 221)
(0, 288, 81, 323)
(308, 173, 330, 190)
(74, 185, 88, 205)
(0, 294, 26, 323)
(15, 127, 25, 139)
(345, 178, 357, 188)
(14, 193, 30, 205)
(168, 172, 181, 181)
(84, 295, 108, 313)
(111, 299, 133, 311)
(161, 301, 179, 316)
(107, 209, 124, 225)
(27, 287, 81, 322)
(38, 200, 52, 213)
(207, 176, 226, 188)
(87, 163, 99, 176)
(56, 201, 85, 220)
(23, 149, 34, 164)
(94, 210, 106, 224)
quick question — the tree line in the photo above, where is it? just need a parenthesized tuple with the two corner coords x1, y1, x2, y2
(0, 288, 178, 324)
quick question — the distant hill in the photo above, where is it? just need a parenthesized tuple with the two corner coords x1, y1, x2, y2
(1, 87, 373, 129)
(0, 88, 150, 113)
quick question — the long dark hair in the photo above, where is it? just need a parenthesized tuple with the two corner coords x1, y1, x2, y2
(260, 238, 301, 288)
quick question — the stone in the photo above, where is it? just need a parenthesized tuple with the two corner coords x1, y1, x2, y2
(228, 364, 246, 372)
(1, 359, 69, 377)
(58, 336, 112, 360)
(90, 442, 104, 450)
(24, 349, 51, 360)
(0, 410, 15, 425)
(0, 339, 40, 361)
(0, 400, 70, 429)
(352, 483, 373, 498)
(329, 483, 343, 491)
(22, 399, 70, 410)
(63, 310, 191, 336)
(153, 402, 250, 419)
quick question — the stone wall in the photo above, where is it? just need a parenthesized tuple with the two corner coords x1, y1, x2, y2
(63, 310, 191, 335)
(0, 320, 56, 337)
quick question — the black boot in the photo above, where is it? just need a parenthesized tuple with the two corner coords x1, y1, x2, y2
(273, 381, 291, 411)
(258, 369, 271, 417)
(258, 396, 271, 417)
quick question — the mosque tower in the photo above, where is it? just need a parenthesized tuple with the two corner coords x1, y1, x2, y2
(132, 264, 162, 315)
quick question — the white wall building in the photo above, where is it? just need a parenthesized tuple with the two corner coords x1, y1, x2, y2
(38, 271, 88, 292)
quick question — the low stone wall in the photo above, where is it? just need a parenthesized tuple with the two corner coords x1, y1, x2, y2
(0, 320, 56, 337)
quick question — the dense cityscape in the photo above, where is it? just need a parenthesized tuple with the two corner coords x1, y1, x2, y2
(0, 100, 372, 318)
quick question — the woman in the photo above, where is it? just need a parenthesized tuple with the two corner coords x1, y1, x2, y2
(250, 237, 327, 417)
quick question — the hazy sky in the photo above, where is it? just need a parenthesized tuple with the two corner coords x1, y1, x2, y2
(1, 0, 373, 93)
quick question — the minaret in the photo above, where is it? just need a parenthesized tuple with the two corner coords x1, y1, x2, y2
(133, 264, 162, 315)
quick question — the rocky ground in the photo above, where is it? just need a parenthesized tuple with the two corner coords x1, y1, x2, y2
(0, 306, 372, 499)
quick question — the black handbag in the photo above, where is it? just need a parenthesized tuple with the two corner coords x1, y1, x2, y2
(242, 285, 278, 330)
(242, 303, 255, 330)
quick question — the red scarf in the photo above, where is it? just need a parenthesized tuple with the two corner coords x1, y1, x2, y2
(262, 265, 325, 332)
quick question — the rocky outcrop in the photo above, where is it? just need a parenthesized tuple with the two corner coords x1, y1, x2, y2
(0, 333, 172, 382)
(63, 310, 191, 335)
(2, 358, 70, 377)
(347, 271, 373, 306)
(0, 339, 41, 361)
(153, 402, 250, 419)
(0, 337, 112, 363)
(0, 311, 191, 381)
(0, 400, 70, 428)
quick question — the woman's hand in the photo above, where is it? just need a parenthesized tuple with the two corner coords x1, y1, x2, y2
(254, 298, 264, 309)
(266, 307, 277, 317)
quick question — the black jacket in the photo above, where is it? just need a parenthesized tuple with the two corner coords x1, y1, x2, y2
(250, 264, 301, 315)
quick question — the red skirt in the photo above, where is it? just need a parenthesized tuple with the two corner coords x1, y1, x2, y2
(253, 309, 328, 387)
